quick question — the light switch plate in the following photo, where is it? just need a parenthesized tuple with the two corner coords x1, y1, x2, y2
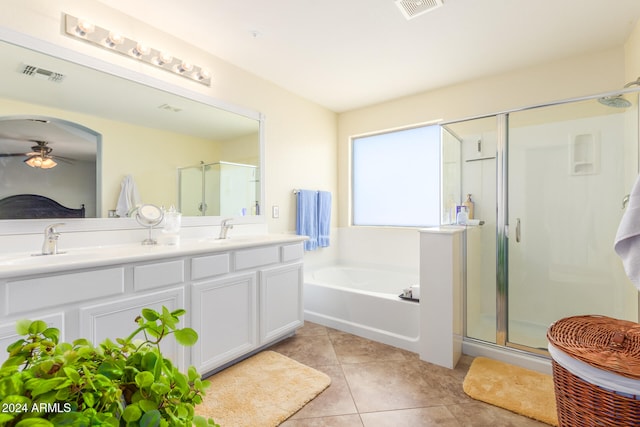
(272, 205, 279, 218)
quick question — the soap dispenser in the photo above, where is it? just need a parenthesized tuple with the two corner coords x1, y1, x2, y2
(456, 206, 469, 225)
(463, 194, 474, 219)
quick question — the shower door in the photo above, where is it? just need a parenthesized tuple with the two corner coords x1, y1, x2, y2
(505, 96, 639, 351)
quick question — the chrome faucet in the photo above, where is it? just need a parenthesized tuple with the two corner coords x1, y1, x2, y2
(217, 218, 233, 239)
(42, 223, 65, 255)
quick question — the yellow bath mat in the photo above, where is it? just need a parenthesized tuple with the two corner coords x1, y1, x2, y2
(463, 356, 558, 426)
(196, 351, 331, 426)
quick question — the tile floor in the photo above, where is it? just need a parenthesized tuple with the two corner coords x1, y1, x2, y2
(269, 322, 548, 427)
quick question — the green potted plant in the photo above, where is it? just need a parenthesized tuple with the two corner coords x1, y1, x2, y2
(0, 306, 219, 427)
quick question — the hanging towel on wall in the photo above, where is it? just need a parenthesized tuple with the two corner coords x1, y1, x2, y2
(115, 174, 141, 218)
(296, 190, 318, 251)
(614, 174, 640, 290)
(317, 191, 332, 247)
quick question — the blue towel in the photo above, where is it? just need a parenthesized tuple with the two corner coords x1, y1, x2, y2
(317, 191, 331, 247)
(296, 190, 318, 251)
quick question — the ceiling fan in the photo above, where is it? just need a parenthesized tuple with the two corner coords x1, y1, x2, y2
(0, 139, 74, 169)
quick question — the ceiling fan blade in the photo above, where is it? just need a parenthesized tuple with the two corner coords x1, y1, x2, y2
(0, 153, 29, 157)
(51, 155, 75, 164)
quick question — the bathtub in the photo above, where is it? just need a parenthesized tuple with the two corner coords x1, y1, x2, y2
(303, 264, 420, 352)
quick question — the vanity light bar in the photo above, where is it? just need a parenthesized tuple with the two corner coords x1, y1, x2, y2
(63, 14, 212, 87)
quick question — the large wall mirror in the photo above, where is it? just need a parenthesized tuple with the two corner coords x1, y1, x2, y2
(0, 30, 263, 233)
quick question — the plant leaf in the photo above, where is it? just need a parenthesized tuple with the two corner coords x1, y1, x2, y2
(28, 320, 48, 335)
(122, 403, 142, 422)
(15, 419, 55, 426)
(83, 391, 96, 408)
(135, 371, 154, 388)
(141, 308, 160, 321)
(28, 377, 67, 397)
(170, 308, 186, 317)
(140, 409, 162, 427)
(174, 328, 198, 346)
(15, 319, 32, 335)
(137, 399, 158, 412)
(62, 367, 81, 383)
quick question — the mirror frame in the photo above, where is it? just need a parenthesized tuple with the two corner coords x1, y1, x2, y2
(0, 27, 265, 236)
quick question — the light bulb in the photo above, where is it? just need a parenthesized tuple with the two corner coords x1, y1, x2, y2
(76, 19, 95, 36)
(154, 51, 173, 65)
(175, 60, 193, 74)
(105, 31, 125, 47)
(130, 42, 151, 58)
(194, 68, 211, 81)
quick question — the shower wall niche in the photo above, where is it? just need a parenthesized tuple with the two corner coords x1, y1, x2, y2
(178, 161, 259, 217)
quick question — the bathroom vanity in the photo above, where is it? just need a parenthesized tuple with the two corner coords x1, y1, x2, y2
(0, 235, 306, 376)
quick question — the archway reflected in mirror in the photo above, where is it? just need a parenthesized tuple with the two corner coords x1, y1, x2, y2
(0, 116, 99, 218)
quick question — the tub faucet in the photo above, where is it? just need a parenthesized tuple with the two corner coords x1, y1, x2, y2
(42, 223, 65, 255)
(217, 218, 233, 239)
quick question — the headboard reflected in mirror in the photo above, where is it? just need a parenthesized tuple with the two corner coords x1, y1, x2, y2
(0, 28, 264, 235)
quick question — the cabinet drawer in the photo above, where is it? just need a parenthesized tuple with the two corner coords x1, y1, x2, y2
(235, 246, 280, 270)
(191, 253, 230, 280)
(134, 260, 184, 291)
(6, 268, 124, 314)
(282, 243, 304, 262)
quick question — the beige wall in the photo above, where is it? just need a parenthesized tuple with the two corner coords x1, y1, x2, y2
(625, 20, 640, 84)
(1, 0, 338, 234)
(337, 46, 628, 226)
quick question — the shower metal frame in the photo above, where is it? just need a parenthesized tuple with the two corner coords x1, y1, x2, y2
(441, 85, 640, 357)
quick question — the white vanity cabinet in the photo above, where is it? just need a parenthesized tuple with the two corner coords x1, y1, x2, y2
(259, 262, 304, 344)
(189, 242, 305, 374)
(190, 272, 258, 373)
(0, 236, 306, 373)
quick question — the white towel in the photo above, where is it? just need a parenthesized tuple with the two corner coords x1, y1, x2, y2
(614, 174, 640, 290)
(115, 174, 141, 217)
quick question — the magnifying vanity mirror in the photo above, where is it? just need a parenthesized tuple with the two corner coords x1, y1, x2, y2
(134, 204, 164, 245)
(0, 29, 264, 234)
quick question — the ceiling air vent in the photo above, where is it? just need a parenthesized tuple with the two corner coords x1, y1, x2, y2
(18, 63, 66, 83)
(395, 0, 444, 20)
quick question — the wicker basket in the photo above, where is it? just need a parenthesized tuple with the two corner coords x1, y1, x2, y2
(547, 315, 640, 426)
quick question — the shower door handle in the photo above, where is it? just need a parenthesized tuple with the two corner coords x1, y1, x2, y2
(515, 218, 521, 243)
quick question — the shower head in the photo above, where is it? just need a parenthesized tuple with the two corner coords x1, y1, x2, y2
(598, 94, 632, 109)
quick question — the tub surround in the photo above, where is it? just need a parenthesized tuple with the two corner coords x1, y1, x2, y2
(0, 233, 306, 376)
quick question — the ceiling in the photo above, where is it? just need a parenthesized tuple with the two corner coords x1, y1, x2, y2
(97, 0, 640, 112)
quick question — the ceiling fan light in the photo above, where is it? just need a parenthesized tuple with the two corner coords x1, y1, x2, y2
(40, 157, 57, 169)
(24, 156, 42, 168)
(24, 155, 57, 169)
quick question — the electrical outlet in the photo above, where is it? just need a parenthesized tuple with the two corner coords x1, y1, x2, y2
(272, 205, 279, 219)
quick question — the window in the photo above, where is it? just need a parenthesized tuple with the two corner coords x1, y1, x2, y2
(352, 124, 441, 227)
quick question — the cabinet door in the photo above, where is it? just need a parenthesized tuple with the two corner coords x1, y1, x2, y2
(79, 287, 186, 369)
(259, 262, 304, 344)
(191, 272, 257, 374)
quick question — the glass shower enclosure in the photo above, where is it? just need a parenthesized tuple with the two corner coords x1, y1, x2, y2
(444, 90, 640, 355)
(178, 161, 259, 217)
